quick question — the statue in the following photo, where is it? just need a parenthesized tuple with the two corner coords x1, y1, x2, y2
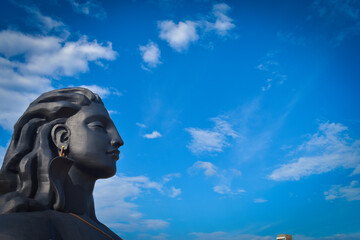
(0, 88, 124, 240)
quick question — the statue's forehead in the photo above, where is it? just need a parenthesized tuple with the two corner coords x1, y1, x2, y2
(68, 103, 110, 121)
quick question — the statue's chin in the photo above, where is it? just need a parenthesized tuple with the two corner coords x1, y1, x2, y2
(76, 162, 117, 179)
(98, 166, 117, 179)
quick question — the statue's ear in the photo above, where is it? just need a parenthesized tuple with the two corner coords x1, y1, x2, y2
(51, 124, 71, 152)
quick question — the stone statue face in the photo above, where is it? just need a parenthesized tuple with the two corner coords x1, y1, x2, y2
(65, 102, 123, 178)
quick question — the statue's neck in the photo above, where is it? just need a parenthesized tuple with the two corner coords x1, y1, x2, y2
(63, 165, 97, 219)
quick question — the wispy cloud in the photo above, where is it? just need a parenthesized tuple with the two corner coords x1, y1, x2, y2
(67, 0, 106, 19)
(158, 3, 235, 52)
(256, 51, 287, 91)
(162, 173, 181, 183)
(136, 122, 147, 128)
(269, 122, 360, 181)
(254, 198, 268, 203)
(186, 116, 239, 155)
(261, 79, 272, 92)
(186, 128, 228, 154)
(277, 1, 360, 48)
(139, 41, 162, 69)
(81, 85, 110, 97)
(310, 0, 360, 45)
(190, 232, 273, 240)
(0, 31, 62, 58)
(9, 1, 69, 36)
(188, 161, 218, 176)
(137, 233, 169, 240)
(190, 232, 360, 240)
(169, 186, 181, 198)
(213, 185, 245, 195)
(188, 161, 243, 195)
(211, 3, 235, 36)
(94, 173, 181, 232)
(325, 180, 360, 201)
(144, 131, 162, 139)
(94, 175, 165, 232)
(277, 32, 306, 46)
(0, 145, 6, 167)
(294, 233, 360, 240)
(213, 185, 232, 194)
(78, 85, 122, 98)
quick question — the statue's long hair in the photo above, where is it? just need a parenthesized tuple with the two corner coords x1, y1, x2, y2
(0, 87, 103, 214)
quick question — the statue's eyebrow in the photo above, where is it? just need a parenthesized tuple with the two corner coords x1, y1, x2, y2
(85, 114, 111, 124)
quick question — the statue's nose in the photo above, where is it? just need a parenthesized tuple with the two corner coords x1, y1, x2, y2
(111, 136, 124, 148)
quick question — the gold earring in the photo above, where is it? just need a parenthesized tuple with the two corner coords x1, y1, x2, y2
(59, 146, 65, 157)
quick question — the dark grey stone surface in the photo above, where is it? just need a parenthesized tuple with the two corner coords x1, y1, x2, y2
(0, 88, 124, 240)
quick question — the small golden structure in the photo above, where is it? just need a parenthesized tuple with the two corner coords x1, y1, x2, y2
(277, 234, 292, 240)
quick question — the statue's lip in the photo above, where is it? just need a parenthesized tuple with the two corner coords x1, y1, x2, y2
(107, 149, 120, 160)
(107, 149, 120, 155)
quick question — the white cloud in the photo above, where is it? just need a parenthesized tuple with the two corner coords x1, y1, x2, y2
(254, 198, 268, 203)
(186, 116, 238, 155)
(94, 173, 179, 232)
(158, 20, 199, 52)
(0, 30, 117, 130)
(211, 3, 235, 36)
(144, 131, 162, 139)
(189, 161, 218, 176)
(325, 180, 360, 201)
(139, 41, 162, 69)
(269, 122, 360, 181)
(67, 0, 107, 19)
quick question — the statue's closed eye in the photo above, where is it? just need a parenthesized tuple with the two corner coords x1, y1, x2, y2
(88, 121, 105, 129)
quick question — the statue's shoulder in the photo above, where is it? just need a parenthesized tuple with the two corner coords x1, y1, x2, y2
(0, 211, 58, 240)
(0, 210, 123, 240)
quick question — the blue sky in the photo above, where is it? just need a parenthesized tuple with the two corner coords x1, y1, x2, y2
(0, 0, 360, 239)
